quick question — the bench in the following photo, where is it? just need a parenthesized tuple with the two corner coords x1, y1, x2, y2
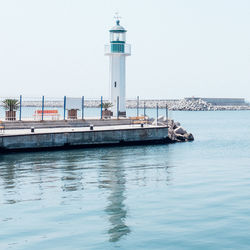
(34, 110, 60, 120)
(129, 116, 148, 125)
(0, 121, 5, 133)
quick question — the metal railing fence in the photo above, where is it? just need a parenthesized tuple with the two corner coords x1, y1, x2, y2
(0, 95, 169, 122)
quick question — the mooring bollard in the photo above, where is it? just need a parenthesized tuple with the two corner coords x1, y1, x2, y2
(141, 123, 144, 128)
(90, 124, 94, 130)
(31, 127, 35, 133)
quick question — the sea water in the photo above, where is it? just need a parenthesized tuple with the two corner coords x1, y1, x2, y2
(1, 111, 250, 249)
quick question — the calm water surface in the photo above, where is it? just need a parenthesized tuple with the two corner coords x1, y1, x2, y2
(1, 111, 250, 249)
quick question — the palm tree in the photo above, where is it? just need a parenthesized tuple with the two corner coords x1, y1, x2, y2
(3, 99, 20, 111)
(99, 102, 113, 110)
(99, 102, 113, 118)
(3, 99, 20, 120)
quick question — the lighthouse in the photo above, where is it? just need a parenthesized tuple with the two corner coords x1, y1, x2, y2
(105, 18, 131, 117)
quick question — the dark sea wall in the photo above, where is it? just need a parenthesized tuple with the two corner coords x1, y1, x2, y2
(0, 126, 169, 152)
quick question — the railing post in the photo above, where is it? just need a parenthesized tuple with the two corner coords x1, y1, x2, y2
(156, 103, 159, 126)
(137, 96, 139, 117)
(19, 95, 22, 121)
(82, 96, 84, 120)
(63, 96, 66, 120)
(117, 96, 119, 119)
(144, 101, 146, 119)
(166, 103, 168, 120)
(100, 96, 103, 119)
(41, 96, 45, 121)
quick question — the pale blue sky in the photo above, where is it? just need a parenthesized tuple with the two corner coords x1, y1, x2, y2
(0, 0, 249, 100)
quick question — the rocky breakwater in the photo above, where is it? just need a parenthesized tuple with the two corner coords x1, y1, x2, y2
(153, 116, 194, 142)
(171, 99, 250, 111)
(129, 98, 250, 111)
(169, 99, 212, 111)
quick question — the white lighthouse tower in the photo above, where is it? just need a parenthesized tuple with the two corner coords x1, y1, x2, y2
(105, 17, 131, 117)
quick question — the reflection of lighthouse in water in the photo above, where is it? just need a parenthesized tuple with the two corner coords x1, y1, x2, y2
(99, 150, 130, 242)
(105, 17, 131, 117)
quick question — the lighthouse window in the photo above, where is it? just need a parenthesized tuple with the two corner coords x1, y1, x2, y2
(110, 33, 126, 42)
(114, 82, 117, 87)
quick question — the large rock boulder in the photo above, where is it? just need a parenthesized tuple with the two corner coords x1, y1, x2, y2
(173, 121, 181, 129)
(175, 134, 186, 142)
(167, 119, 175, 129)
(187, 133, 194, 141)
(174, 126, 187, 135)
(152, 116, 166, 125)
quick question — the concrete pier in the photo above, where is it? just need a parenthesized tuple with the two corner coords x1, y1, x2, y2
(1, 118, 131, 130)
(0, 124, 169, 152)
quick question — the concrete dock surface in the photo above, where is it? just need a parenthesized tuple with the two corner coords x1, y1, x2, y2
(0, 124, 166, 137)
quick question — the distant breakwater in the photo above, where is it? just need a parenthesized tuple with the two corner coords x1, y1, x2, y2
(0, 99, 249, 111)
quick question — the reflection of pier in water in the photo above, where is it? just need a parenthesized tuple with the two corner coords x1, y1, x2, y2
(0, 157, 17, 204)
(99, 150, 131, 242)
(60, 153, 84, 194)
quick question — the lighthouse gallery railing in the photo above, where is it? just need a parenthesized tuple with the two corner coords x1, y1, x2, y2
(104, 44, 131, 55)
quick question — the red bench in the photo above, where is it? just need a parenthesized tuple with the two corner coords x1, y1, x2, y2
(34, 110, 60, 120)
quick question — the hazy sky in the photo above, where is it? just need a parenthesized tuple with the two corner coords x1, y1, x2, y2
(0, 0, 249, 100)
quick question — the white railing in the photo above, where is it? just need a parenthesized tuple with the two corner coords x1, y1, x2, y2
(104, 44, 131, 55)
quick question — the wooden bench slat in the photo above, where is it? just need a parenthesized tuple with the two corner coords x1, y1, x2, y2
(132, 120, 148, 124)
(129, 116, 146, 120)
(0, 121, 4, 133)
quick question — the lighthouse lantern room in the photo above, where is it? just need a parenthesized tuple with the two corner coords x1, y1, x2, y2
(105, 17, 131, 117)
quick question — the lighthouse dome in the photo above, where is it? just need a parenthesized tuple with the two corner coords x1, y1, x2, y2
(110, 20, 127, 33)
